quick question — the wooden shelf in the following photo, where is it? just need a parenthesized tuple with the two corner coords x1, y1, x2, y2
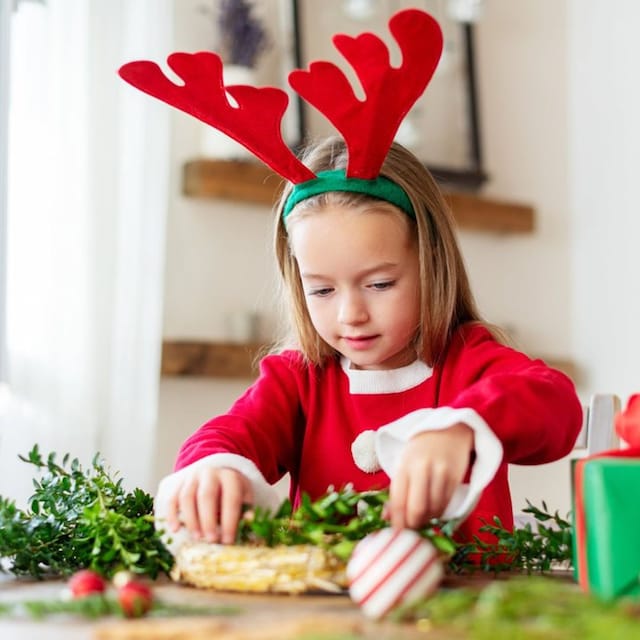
(443, 192, 534, 234)
(182, 159, 534, 234)
(162, 340, 577, 383)
(183, 159, 284, 205)
(161, 340, 264, 378)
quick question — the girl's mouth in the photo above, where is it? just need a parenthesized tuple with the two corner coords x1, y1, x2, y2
(343, 335, 378, 349)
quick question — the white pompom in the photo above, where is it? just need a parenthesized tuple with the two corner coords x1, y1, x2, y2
(351, 430, 381, 473)
(347, 528, 443, 619)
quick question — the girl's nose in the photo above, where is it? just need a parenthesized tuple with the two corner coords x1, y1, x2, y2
(338, 292, 368, 325)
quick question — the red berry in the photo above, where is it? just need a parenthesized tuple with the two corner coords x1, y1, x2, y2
(68, 569, 107, 598)
(117, 580, 153, 618)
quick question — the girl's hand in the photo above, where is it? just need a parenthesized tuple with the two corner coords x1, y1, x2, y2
(388, 422, 474, 529)
(165, 466, 253, 544)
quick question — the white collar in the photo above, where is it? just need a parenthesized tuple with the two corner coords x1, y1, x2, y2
(340, 357, 433, 394)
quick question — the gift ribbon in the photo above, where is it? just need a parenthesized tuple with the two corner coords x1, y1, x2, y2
(615, 393, 640, 448)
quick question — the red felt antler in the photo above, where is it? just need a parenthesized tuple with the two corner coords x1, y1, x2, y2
(118, 52, 314, 184)
(288, 9, 443, 179)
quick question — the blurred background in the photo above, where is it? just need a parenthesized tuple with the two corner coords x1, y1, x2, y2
(1, 0, 638, 519)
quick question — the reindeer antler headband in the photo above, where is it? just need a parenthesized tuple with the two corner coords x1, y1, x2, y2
(118, 9, 443, 220)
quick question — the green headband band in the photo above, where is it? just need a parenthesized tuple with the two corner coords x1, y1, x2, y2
(282, 169, 415, 221)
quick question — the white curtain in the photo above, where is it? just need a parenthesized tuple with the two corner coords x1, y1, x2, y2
(0, 0, 172, 504)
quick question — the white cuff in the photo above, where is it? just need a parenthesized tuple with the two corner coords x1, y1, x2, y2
(375, 407, 503, 522)
(154, 453, 283, 552)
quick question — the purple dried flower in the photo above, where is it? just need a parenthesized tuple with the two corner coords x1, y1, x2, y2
(217, 0, 269, 68)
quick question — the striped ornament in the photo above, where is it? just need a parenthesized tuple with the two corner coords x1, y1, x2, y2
(347, 528, 443, 619)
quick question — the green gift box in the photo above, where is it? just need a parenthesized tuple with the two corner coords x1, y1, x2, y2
(573, 449, 640, 601)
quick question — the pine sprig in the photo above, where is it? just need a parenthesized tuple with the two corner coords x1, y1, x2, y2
(0, 445, 174, 579)
(0, 593, 240, 620)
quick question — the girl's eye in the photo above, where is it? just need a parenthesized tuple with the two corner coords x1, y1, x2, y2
(307, 287, 334, 297)
(369, 281, 395, 291)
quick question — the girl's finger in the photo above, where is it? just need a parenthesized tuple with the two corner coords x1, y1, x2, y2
(425, 461, 450, 519)
(197, 473, 221, 542)
(218, 471, 249, 544)
(178, 476, 202, 538)
(165, 483, 182, 533)
(404, 468, 430, 528)
(389, 469, 409, 529)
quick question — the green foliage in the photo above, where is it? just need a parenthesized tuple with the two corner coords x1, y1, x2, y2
(394, 576, 640, 639)
(0, 445, 174, 579)
(0, 593, 240, 620)
(0, 445, 575, 581)
(236, 486, 459, 562)
(237, 487, 386, 560)
(459, 500, 573, 573)
(238, 488, 574, 575)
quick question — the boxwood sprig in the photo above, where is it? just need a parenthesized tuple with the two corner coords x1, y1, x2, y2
(237, 487, 572, 574)
(0, 445, 173, 579)
(236, 486, 459, 562)
(0, 446, 573, 579)
(468, 500, 573, 573)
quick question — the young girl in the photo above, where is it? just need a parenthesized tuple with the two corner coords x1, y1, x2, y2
(154, 136, 583, 548)
(119, 7, 582, 553)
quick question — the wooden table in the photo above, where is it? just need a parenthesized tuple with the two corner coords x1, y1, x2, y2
(0, 575, 457, 639)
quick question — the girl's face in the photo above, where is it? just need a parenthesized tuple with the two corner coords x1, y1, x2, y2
(289, 206, 421, 370)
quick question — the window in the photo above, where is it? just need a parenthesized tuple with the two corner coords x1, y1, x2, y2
(0, 1, 11, 383)
(0, 0, 172, 500)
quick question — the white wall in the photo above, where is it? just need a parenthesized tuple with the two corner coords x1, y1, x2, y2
(469, 1, 574, 515)
(500, 0, 640, 516)
(465, 1, 571, 363)
(155, 1, 640, 517)
(568, 0, 640, 403)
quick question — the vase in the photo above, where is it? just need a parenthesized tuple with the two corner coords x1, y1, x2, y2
(200, 65, 255, 160)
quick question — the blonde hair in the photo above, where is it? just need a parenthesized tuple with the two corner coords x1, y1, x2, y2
(273, 137, 485, 367)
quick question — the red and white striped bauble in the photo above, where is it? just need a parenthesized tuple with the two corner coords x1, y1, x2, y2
(347, 528, 443, 619)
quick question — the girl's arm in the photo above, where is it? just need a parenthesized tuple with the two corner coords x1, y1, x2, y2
(155, 351, 307, 545)
(438, 324, 583, 465)
(376, 324, 581, 527)
(175, 351, 307, 481)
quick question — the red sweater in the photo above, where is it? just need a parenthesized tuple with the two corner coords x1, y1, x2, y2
(175, 324, 582, 543)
